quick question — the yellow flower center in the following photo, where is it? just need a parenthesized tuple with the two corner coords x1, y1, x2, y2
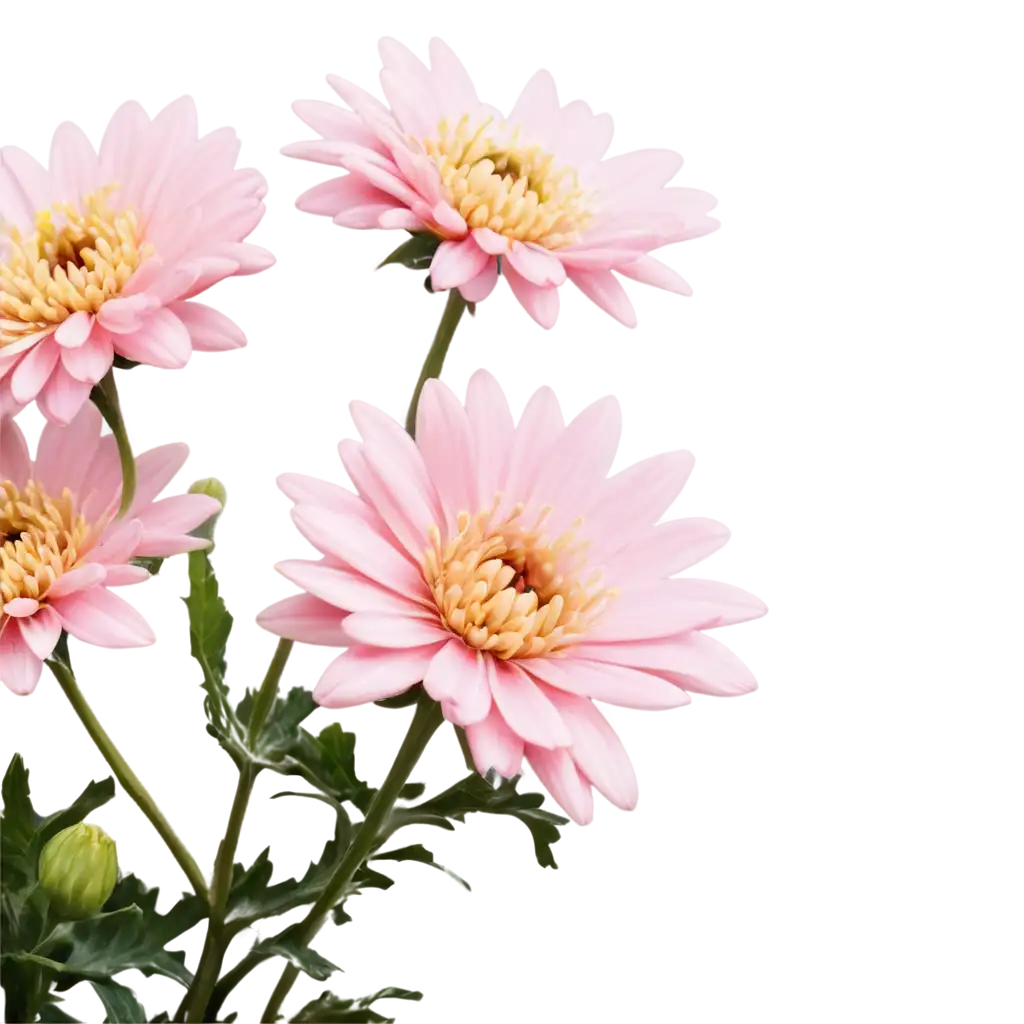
(0, 480, 94, 606)
(0, 188, 151, 348)
(423, 501, 615, 659)
(423, 116, 589, 247)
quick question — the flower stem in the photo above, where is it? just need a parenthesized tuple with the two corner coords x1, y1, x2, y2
(259, 695, 444, 1023)
(183, 638, 293, 1024)
(47, 651, 208, 901)
(404, 289, 468, 436)
(90, 369, 136, 517)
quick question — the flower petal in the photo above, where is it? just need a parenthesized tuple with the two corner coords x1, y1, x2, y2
(424, 639, 491, 726)
(256, 594, 349, 646)
(15, 606, 62, 661)
(489, 660, 571, 749)
(0, 623, 43, 695)
(465, 703, 524, 778)
(55, 588, 155, 648)
(526, 745, 593, 825)
(314, 644, 442, 708)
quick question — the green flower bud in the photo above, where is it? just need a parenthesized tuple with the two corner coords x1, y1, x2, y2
(38, 823, 118, 919)
(191, 477, 227, 505)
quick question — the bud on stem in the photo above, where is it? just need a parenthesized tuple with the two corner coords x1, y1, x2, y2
(38, 823, 118, 919)
(188, 478, 227, 548)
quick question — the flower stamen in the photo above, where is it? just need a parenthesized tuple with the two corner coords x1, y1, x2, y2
(422, 116, 589, 248)
(0, 480, 95, 604)
(423, 498, 615, 658)
(1, 187, 151, 348)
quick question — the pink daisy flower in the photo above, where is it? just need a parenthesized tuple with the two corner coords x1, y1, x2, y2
(0, 97, 273, 423)
(285, 37, 718, 329)
(0, 407, 220, 695)
(258, 371, 764, 824)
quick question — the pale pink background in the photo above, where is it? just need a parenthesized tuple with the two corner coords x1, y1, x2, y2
(2, 12, 1024, 831)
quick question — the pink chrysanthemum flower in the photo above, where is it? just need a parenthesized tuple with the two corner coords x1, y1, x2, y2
(0, 98, 273, 423)
(0, 408, 220, 695)
(285, 38, 718, 329)
(258, 371, 764, 824)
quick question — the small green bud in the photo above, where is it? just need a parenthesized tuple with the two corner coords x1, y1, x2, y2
(191, 477, 227, 505)
(38, 823, 118, 919)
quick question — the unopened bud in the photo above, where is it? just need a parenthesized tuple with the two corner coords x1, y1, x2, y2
(38, 823, 118, 919)
(191, 477, 227, 505)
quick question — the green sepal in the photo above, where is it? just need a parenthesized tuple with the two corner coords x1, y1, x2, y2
(111, 355, 139, 370)
(131, 555, 165, 576)
(290, 987, 422, 1023)
(376, 233, 440, 271)
(373, 687, 422, 710)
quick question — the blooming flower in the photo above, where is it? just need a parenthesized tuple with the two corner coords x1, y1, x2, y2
(258, 371, 764, 824)
(0, 407, 220, 695)
(0, 98, 272, 423)
(284, 38, 718, 329)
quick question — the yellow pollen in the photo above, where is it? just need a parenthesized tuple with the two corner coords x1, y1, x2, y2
(0, 480, 95, 606)
(423, 116, 590, 247)
(1, 187, 151, 349)
(422, 499, 616, 659)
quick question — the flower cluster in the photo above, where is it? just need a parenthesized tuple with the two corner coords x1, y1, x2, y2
(1, 37, 763, 1024)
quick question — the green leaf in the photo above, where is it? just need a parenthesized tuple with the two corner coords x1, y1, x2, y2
(236, 686, 318, 767)
(253, 928, 340, 981)
(290, 987, 422, 1023)
(373, 687, 422, 710)
(131, 555, 165, 576)
(183, 549, 246, 767)
(89, 978, 146, 1023)
(376, 233, 440, 271)
(1, 754, 38, 872)
(371, 844, 470, 891)
(29, 774, 119, 864)
(38, 1002, 83, 1022)
(23, 909, 189, 987)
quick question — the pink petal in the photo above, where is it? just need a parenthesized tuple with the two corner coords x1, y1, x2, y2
(0, 418, 31, 483)
(466, 704, 524, 778)
(34, 402, 103, 497)
(543, 687, 639, 810)
(277, 473, 374, 522)
(489, 660, 571, 749)
(464, 368, 514, 506)
(276, 559, 428, 614)
(96, 295, 154, 334)
(45, 563, 108, 600)
(458, 257, 498, 302)
(256, 594, 349, 647)
(415, 378, 477, 525)
(591, 149, 684, 193)
(424, 639, 491, 726)
(500, 385, 564, 514)
(3, 598, 39, 618)
(505, 242, 566, 287)
(615, 255, 693, 296)
(10, 338, 59, 404)
(429, 236, 490, 291)
(569, 269, 638, 328)
(113, 308, 192, 369)
(89, 520, 144, 566)
(0, 146, 50, 212)
(427, 38, 480, 111)
(295, 175, 397, 218)
(131, 444, 189, 510)
(54, 311, 95, 349)
(135, 493, 220, 536)
(0, 624, 43, 695)
(503, 263, 560, 329)
(605, 518, 731, 583)
(526, 745, 594, 825)
(291, 505, 422, 595)
(508, 70, 561, 142)
(59, 328, 113, 384)
(55, 588, 155, 648)
(313, 644, 442, 708)
(167, 301, 246, 352)
(343, 612, 447, 649)
(103, 564, 151, 586)
(524, 655, 691, 711)
(15, 606, 62, 661)
(472, 228, 509, 255)
(36, 364, 93, 425)
(133, 533, 209, 557)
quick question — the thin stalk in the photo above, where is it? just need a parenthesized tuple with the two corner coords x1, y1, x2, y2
(90, 369, 136, 516)
(404, 290, 467, 435)
(47, 656, 208, 901)
(183, 638, 293, 1023)
(260, 696, 444, 1022)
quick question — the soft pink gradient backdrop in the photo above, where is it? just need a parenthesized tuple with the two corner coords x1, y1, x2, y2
(2, 2, 1021, 1022)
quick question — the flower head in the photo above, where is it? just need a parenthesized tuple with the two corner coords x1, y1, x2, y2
(1, 98, 273, 423)
(0, 408, 220, 695)
(285, 38, 718, 329)
(259, 371, 764, 824)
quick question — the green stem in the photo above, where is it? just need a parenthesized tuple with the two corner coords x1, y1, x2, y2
(404, 290, 467, 436)
(47, 654, 208, 901)
(90, 369, 136, 517)
(184, 638, 293, 1024)
(260, 696, 444, 1023)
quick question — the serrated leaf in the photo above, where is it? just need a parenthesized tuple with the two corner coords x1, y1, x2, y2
(253, 928, 340, 981)
(183, 549, 246, 766)
(236, 686, 318, 766)
(1, 754, 37, 870)
(90, 978, 146, 1023)
(38, 1002, 83, 1022)
(376, 233, 440, 271)
(29, 778, 119, 860)
(371, 844, 470, 891)
(269, 722, 375, 813)
(291, 987, 423, 1023)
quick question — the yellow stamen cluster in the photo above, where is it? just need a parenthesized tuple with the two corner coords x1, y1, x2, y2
(423, 500, 615, 659)
(1, 188, 150, 348)
(423, 116, 589, 248)
(0, 480, 94, 606)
